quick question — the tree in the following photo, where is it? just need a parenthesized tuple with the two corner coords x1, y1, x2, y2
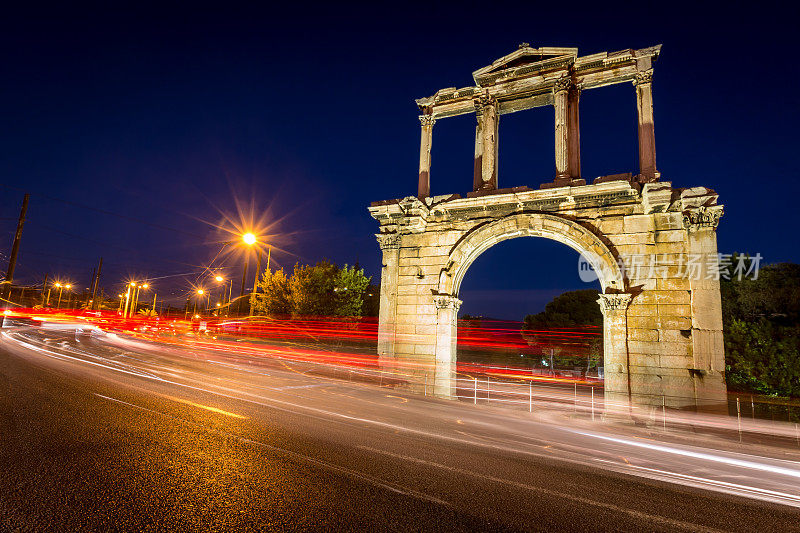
(725, 318, 800, 397)
(521, 289, 602, 374)
(523, 289, 602, 329)
(252, 268, 291, 316)
(332, 264, 371, 316)
(251, 260, 373, 318)
(721, 262, 800, 397)
(361, 283, 380, 317)
(289, 261, 339, 316)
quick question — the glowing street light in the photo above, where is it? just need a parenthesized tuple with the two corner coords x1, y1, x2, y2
(131, 282, 149, 318)
(55, 282, 71, 309)
(242, 232, 257, 246)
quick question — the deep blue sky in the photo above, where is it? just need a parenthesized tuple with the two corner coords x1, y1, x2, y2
(1, 3, 797, 319)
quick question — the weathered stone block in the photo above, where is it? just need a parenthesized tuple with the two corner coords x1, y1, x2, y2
(623, 215, 654, 234)
(629, 328, 659, 342)
(628, 304, 658, 317)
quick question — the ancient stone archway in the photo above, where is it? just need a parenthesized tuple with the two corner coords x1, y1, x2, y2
(369, 44, 727, 408)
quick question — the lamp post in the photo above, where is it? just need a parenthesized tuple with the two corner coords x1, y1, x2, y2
(134, 283, 148, 317)
(123, 282, 135, 317)
(55, 283, 71, 309)
(239, 233, 256, 299)
(196, 289, 205, 317)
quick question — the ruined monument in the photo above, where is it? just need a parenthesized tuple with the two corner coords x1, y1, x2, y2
(369, 44, 726, 408)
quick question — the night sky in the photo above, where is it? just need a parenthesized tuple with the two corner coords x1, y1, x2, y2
(1, 3, 797, 319)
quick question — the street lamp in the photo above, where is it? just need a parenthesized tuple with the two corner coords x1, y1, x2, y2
(242, 232, 257, 245)
(133, 283, 145, 316)
(123, 282, 135, 317)
(55, 282, 65, 309)
(195, 288, 206, 317)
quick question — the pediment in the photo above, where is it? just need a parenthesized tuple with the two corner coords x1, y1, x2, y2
(472, 45, 578, 85)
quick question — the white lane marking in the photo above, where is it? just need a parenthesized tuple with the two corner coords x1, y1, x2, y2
(269, 384, 324, 391)
(357, 446, 724, 533)
(591, 458, 800, 506)
(573, 431, 800, 480)
(9, 330, 800, 509)
(93, 393, 450, 507)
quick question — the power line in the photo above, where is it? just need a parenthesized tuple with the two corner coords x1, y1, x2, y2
(0, 183, 207, 238)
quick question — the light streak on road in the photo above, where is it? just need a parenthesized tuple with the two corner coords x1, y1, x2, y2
(3, 321, 800, 513)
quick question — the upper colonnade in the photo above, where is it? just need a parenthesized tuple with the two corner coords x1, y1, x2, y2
(415, 44, 661, 198)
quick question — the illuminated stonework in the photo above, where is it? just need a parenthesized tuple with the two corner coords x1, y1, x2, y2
(370, 44, 727, 409)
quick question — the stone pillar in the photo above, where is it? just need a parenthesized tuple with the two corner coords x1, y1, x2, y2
(473, 116, 483, 191)
(597, 293, 632, 410)
(553, 77, 571, 179)
(567, 85, 581, 179)
(433, 294, 462, 399)
(418, 114, 435, 199)
(634, 70, 657, 182)
(683, 207, 727, 409)
(474, 95, 498, 191)
(377, 233, 401, 359)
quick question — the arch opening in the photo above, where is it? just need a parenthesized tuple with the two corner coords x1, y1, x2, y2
(431, 213, 627, 402)
(455, 238, 604, 394)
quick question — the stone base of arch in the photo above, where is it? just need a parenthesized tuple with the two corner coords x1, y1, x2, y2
(371, 180, 728, 411)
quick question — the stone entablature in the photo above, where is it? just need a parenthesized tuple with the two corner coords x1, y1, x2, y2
(413, 44, 662, 198)
(416, 45, 661, 117)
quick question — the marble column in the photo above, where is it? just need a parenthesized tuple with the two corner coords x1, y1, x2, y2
(597, 293, 632, 411)
(567, 85, 581, 179)
(553, 77, 571, 179)
(377, 233, 401, 359)
(474, 95, 498, 191)
(634, 70, 657, 182)
(472, 115, 483, 191)
(433, 293, 462, 399)
(418, 114, 435, 198)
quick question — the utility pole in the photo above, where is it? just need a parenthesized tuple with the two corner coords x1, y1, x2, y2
(3, 193, 30, 298)
(252, 250, 262, 293)
(41, 274, 48, 307)
(90, 257, 103, 310)
(86, 267, 96, 308)
(239, 261, 248, 299)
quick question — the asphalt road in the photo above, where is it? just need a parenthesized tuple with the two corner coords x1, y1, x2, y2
(2, 325, 799, 532)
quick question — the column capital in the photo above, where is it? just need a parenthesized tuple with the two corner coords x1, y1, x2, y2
(597, 293, 632, 314)
(633, 69, 654, 86)
(432, 293, 463, 311)
(473, 94, 497, 118)
(553, 76, 572, 94)
(682, 206, 723, 231)
(419, 114, 436, 127)
(376, 233, 401, 250)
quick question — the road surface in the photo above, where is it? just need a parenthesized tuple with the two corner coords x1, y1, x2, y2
(2, 325, 799, 531)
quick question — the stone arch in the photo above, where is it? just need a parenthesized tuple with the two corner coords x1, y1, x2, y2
(438, 213, 624, 298)
(429, 212, 630, 401)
